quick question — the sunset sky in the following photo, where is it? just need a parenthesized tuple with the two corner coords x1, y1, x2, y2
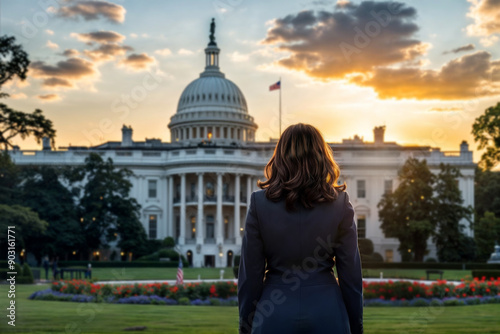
(2, 0, 500, 164)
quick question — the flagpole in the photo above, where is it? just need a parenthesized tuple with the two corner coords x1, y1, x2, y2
(279, 77, 282, 136)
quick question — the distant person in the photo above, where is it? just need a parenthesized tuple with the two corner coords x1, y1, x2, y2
(52, 256, 59, 280)
(42, 255, 49, 280)
(238, 123, 363, 334)
(85, 263, 92, 279)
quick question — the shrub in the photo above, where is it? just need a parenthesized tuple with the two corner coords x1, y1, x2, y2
(21, 263, 34, 284)
(233, 255, 241, 267)
(162, 237, 176, 248)
(471, 270, 500, 280)
(233, 266, 239, 279)
(178, 297, 190, 305)
(358, 238, 374, 256)
(425, 258, 437, 263)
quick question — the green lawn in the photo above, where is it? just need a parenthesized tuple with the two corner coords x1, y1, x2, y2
(36, 267, 236, 281)
(34, 267, 472, 282)
(1, 284, 499, 334)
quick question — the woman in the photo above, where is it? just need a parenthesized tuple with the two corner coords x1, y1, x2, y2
(238, 123, 363, 334)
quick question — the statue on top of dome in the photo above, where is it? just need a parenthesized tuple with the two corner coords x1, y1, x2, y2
(209, 18, 216, 46)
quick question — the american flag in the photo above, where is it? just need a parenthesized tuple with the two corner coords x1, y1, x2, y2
(176, 257, 183, 285)
(269, 80, 281, 91)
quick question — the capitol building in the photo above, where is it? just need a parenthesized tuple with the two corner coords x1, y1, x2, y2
(9, 28, 475, 267)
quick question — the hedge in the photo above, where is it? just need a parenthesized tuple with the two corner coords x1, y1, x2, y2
(471, 270, 500, 279)
(58, 261, 183, 268)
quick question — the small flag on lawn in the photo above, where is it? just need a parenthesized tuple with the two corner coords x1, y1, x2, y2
(176, 257, 183, 285)
(269, 81, 281, 91)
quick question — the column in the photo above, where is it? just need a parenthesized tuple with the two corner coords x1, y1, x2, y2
(234, 173, 241, 244)
(179, 173, 186, 245)
(161, 175, 167, 239)
(216, 172, 223, 244)
(196, 172, 204, 244)
(246, 175, 252, 212)
(168, 175, 174, 237)
(204, 125, 208, 140)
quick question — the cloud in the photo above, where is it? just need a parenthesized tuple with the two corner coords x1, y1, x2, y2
(37, 94, 61, 102)
(50, 0, 126, 23)
(62, 49, 80, 57)
(45, 29, 54, 35)
(118, 53, 155, 71)
(442, 44, 475, 54)
(351, 51, 500, 100)
(46, 40, 59, 49)
(178, 48, 194, 55)
(71, 31, 125, 44)
(42, 77, 73, 88)
(83, 43, 133, 62)
(155, 48, 172, 56)
(263, 2, 428, 79)
(428, 106, 463, 112)
(130, 33, 138, 38)
(466, 0, 500, 41)
(30, 57, 98, 90)
(10, 93, 27, 99)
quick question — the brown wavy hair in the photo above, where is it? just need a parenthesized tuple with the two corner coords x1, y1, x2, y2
(258, 123, 346, 212)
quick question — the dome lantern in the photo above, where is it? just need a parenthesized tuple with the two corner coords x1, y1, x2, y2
(168, 18, 258, 146)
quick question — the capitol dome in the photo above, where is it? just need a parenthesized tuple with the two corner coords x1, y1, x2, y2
(168, 23, 257, 146)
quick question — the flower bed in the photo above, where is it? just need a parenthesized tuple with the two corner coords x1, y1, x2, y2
(363, 277, 500, 300)
(28, 277, 500, 307)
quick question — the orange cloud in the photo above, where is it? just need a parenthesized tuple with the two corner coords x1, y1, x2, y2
(466, 0, 500, 39)
(118, 53, 155, 71)
(350, 51, 500, 100)
(83, 43, 133, 62)
(51, 0, 126, 23)
(37, 94, 61, 102)
(30, 57, 98, 90)
(263, 3, 428, 79)
(71, 31, 125, 44)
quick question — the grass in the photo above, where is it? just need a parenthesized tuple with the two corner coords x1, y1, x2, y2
(34, 267, 472, 282)
(1, 284, 499, 333)
(35, 267, 236, 281)
(362, 269, 471, 281)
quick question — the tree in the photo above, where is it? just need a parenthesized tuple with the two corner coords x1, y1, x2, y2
(0, 35, 30, 96)
(0, 204, 48, 257)
(76, 153, 148, 259)
(474, 167, 500, 219)
(0, 151, 20, 204)
(474, 212, 500, 262)
(433, 163, 474, 262)
(472, 102, 500, 170)
(0, 35, 56, 150)
(20, 165, 84, 262)
(378, 157, 436, 262)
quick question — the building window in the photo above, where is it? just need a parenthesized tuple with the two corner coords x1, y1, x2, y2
(385, 249, 394, 263)
(357, 215, 366, 238)
(224, 216, 229, 239)
(190, 216, 196, 238)
(216, 127, 220, 138)
(230, 128, 234, 139)
(207, 126, 213, 140)
(175, 183, 180, 199)
(206, 215, 215, 239)
(190, 182, 196, 200)
(237, 128, 241, 140)
(223, 127, 228, 138)
(357, 180, 366, 198)
(148, 180, 157, 198)
(200, 127, 204, 138)
(206, 182, 214, 197)
(175, 216, 180, 239)
(384, 180, 393, 195)
(223, 182, 229, 197)
(149, 215, 157, 239)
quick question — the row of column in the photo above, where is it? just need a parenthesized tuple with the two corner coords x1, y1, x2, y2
(173, 125, 255, 142)
(167, 172, 257, 245)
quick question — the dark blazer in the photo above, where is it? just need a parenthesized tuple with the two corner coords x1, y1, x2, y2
(238, 189, 363, 334)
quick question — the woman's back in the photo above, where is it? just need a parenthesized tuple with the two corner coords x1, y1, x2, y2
(237, 123, 363, 334)
(238, 189, 363, 334)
